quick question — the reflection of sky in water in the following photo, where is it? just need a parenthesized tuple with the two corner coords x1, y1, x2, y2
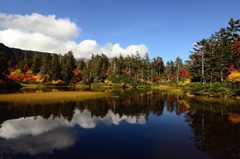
(0, 90, 237, 159)
(0, 127, 77, 155)
(0, 108, 146, 155)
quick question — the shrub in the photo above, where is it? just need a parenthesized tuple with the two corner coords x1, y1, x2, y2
(189, 82, 204, 91)
(203, 83, 211, 90)
(232, 89, 240, 96)
(138, 81, 148, 86)
(108, 75, 118, 83)
(107, 75, 129, 84)
(82, 81, 90, 85)
(130, 77, 138, 86)
(119, 75, 129, 84)
(12, 69, 22, 75)
(222, 79, 230, 87)
(189, 87, 197, 95)
(209, 82, 222, 93)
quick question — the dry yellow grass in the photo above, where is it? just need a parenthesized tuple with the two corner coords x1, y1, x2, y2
(152, 86, 183, 96)
(0, 91, 109, 104)
(152, 85, 178, 89)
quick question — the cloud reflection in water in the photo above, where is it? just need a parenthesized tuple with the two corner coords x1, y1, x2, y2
(0, 108, 146, 155)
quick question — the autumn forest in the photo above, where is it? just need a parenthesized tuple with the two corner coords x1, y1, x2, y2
(0, 18, 240, 97)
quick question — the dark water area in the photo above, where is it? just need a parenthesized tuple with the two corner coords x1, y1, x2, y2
(0, 89, 240, 159)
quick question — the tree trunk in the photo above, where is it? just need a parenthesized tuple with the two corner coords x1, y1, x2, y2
(177, 62, 179, 83)
(129, 64, 131, 76)
(159, 65, 161, 76)
(210, 72, 213, 86)
(221, 69, 223, 82)
(151, 69, 153, 84)
(147, 63, 149, 81)
(202, 51, 205, 84)
(114, 61, 116, 74)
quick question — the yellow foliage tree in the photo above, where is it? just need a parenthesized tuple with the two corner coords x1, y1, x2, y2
(104, 78, 112, 85)
(227, 71, 240, 83)
(178, 79, 190, 86)
(12, 69, 22, 75)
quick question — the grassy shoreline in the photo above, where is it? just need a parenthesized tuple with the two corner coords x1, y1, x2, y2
(152, 86, 183, 96)
(0, 91, 110, 104)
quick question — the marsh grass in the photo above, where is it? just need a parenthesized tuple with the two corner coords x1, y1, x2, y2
(194, 96, 240, 106)
(0, 91, 109, 104)
(152, 86, 183, 95)
(21, 83, 70, 88)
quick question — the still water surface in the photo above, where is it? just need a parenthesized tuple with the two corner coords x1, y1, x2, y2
(0, 89, 240, 159)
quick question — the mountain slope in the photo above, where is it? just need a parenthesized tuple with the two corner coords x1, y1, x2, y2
(0, 43, 46, 57)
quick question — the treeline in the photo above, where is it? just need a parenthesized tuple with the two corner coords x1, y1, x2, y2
(80, 52, 166, 84)
(2, 49, 191, 85)
(1, 47, 180, 85)
(0, 50, 76, 84)
(189, 18, 240, 84)
(0, 18, 239, 88)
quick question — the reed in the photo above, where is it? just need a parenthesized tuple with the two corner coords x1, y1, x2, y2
(0, 91, 109, 104)
(194, 96, 240, 106)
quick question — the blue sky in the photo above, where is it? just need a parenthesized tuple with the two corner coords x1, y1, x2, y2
(0, 0, 239, 63)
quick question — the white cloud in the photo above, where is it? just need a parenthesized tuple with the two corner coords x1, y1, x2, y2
(0, 13, 80, 40)
(0, 12, 148, 58)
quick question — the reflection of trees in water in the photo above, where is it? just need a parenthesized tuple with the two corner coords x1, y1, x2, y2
(185, 108, 240, 158)
(0, 90, 183, 125)
(2, 90, 240, 158)
(0, 101, 77, 125)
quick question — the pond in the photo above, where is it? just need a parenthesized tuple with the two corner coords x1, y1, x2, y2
(0, 89, 240, 159)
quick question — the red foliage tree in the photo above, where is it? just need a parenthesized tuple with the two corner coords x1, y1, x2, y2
(179, 69, 191, 79)
(232, 41, 240, 60)
(226, 65, 240, 74)
(154, 76, 161, 82)
(121, 69, 128, 75)
(23, 64, 29, 72)
(71, 69, 82, 84)
(127, 72, 132, 78)
(233, 41, 240, 53)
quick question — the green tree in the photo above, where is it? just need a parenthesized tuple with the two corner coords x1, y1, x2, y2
(31, 53, 41, 74)
(52, 54, 61, 81)
(77, 59, 86, 71)
(166, 61, 172, 80)
(116, 53, 125, 75)
(153, 56, 164, 76)
(214, 28, 232, 81)
(227, 18, 240, 43)
(61, 51, 76, 83)
(191, 39, 208, 83)
(0, 51, 9, 79)
(175, 56, 183, 83)
(40, 55, 46, 76)
(143, 53, 150, 81)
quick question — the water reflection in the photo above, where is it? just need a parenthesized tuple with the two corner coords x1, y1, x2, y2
(0, 109, 147, 140)
(0, 127, 77, 155)
(0, 89, 240, 158)
(184, 97, 240, 158)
